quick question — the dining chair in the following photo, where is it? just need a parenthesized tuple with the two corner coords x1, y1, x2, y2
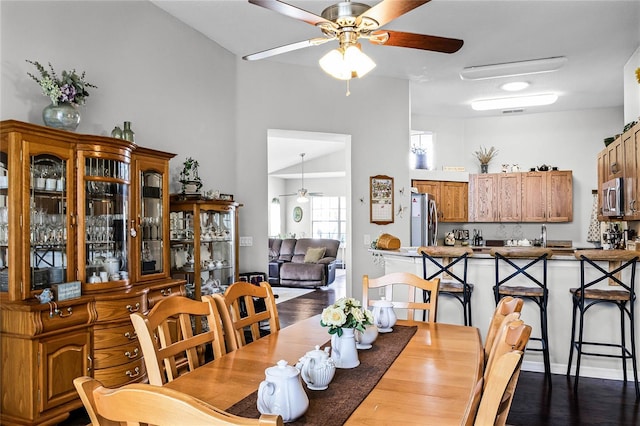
(130, 295, 226, 386)
(473, 350, 525, 426)
(73, 376, 283, 426)
(418, 245, 475, 325)
(484, 296, 524, 363)
(212, 281, 280, 348)
(362, 272, 440, 322)
(484, 318, 531, 385)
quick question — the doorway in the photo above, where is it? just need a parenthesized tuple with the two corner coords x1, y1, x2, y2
(267, 129, 352, 293)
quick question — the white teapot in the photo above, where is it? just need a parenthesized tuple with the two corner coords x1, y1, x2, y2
(257, 360, 309, 422)
(355, 324, 379, 349)
(295, 345, 335, 390)
(372, 297, 397, 333)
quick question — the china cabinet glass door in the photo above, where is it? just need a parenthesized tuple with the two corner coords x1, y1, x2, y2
(0, 149, 8, 295)
(29, 154, 70, 291)
(83, 156, 130, 285)
(138, 170, 165, 278)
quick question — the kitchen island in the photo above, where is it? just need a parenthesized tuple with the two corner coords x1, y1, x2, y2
(369, 247, 638, 382)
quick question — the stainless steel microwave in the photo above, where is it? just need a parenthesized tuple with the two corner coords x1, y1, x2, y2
(602, 177, 623, 216)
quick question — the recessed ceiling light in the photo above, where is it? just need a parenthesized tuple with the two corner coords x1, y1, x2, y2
(460, 56, 567, 80)
(471, 94, 558, 111)
(500, 81, 530, 91)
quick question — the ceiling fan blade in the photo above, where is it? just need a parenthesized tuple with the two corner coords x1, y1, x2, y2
(369, 30, 463, 53)
(358, 0, 431, 28)
(243, 38, 331, 61)
(249, 0, 331, 26)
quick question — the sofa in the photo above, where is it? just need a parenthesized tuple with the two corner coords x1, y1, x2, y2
(268, 238, 340, 288)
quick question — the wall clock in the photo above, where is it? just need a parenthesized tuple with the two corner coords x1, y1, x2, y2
(293, 206, 303, 222)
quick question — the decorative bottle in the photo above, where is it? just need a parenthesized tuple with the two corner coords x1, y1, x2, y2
(122, 121, 135, 143)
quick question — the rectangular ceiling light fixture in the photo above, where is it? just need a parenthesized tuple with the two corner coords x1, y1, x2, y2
(460, 56, 567, 80)
(471, 94, 559, 111)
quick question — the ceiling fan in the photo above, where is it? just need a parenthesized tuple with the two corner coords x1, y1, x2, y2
(243, 0, 463, 80)
(279, 153, 323, 203)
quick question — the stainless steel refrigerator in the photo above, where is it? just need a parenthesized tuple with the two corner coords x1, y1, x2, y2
(410, 193, 438, 247)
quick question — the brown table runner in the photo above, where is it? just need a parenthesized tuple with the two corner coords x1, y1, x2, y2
(227, 325, 418, 425)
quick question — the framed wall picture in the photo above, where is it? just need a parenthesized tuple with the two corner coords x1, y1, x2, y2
(293, 206, 303, 222)
(370, 175, 394, 224)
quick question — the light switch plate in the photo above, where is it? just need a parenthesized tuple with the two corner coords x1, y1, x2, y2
(239, 236, 253, 247)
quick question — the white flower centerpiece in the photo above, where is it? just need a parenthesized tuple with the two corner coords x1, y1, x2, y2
(321, 297, 373, 368)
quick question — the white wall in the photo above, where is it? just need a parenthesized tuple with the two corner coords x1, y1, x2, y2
(0, 0, 237, 195)
(623, 45, 640, 124)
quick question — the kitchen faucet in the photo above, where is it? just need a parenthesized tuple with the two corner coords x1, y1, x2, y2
(541, 224, 547, 247)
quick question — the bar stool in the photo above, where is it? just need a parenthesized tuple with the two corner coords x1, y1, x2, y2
(567, 249, 639, 398)
(418, 246, 474, 326)
(491, 247, 553, 383)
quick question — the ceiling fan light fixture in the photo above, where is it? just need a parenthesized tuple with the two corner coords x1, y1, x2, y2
(460, 56, 567, 80)
(297, 189, 310, 203)
(319, 44, 376, 80)
(471, 93, 558, 111)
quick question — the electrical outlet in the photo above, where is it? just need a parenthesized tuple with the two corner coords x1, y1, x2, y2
(378, 288, 385, 296)
(364, 234, 371, 246)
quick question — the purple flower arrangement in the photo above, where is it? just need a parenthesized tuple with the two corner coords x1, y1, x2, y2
(26, 60, 97, 106)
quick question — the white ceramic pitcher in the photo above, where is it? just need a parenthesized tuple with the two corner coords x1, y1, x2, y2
(330, 328, 360, 369)
(257, 360, 309, 422)
(372, 297, 397, 333)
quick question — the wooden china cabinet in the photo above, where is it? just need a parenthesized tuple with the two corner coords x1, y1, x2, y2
(0, 120, 184, 426)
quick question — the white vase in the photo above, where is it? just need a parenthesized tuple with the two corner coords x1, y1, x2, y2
(330, 328, 360, 369)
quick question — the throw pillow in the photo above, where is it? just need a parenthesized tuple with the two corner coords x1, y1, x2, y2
(304, 247, 326, 263)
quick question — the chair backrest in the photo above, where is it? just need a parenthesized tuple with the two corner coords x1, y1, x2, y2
(418, 245, 473, 284)
(212, 281, 280, 348)
(130, 295, 226, 386)
(362, 272, 440, 322)
(484, 319, 531, 385)
(474, 351, 524, 426)
(574, 249, 638, 293)
(73, 376, 283, 426)
(484, 296, 524, 362)
(490, 247, 553, 290)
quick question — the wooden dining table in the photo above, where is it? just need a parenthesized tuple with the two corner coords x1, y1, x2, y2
(165, 315, 483, 425)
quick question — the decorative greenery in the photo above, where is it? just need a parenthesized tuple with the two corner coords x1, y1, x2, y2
(321, 297, 373, 337)
(180, 157, 201, 183)
(473, 145, 499, 165)
(26, 60, 96, 106)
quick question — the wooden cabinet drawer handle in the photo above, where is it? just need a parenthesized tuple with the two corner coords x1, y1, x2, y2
(124, 331, 137, 340)
(126, 303, 140, 313)
(160, 288, 172, 297)
(124, 348, 139, 359)
(57, 307, 73, 318)
(125, 367, 140, 378)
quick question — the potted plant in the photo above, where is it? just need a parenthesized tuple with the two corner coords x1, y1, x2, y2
(179, 157, 203, 194)
(26, 60, 97, 131)
(320, 297, 373, 368)
(473, 145, 499, 173)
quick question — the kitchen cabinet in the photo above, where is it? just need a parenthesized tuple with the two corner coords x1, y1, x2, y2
(469, 170, 572, 223)
(497, 173, 522, 221)
(622, 122, 640, 219)
(596, 122, 640, 221)
(468, 174, 498, 222)
(0, 120, 185, 425)
(412, 179, 468, 222)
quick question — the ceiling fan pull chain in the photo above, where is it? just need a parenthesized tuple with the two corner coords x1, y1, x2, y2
(346, 79, 351, 96)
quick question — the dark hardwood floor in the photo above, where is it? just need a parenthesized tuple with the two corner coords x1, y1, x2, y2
(61, 275, 639, 425)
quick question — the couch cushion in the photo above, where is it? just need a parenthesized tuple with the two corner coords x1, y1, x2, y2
(269, 238, 283, 261)
(304, 247, 326, 263)
(291, 239, 340, 264)
(278, 238, 297, 262)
